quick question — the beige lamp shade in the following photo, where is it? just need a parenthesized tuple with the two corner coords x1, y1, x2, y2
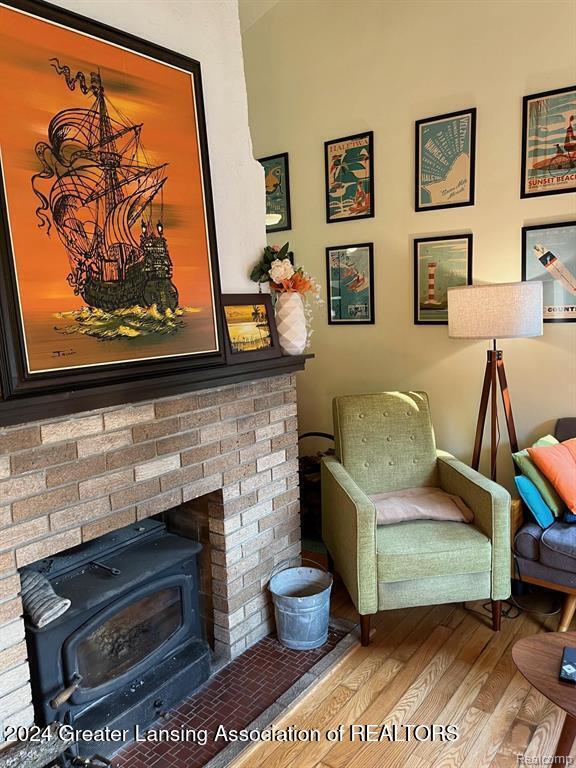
(448, 281, 543, 339)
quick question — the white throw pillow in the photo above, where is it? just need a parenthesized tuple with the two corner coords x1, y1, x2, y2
(370, 486, 474, 526)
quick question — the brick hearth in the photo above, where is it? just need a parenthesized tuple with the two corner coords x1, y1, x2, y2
(0, 373, 300, 741)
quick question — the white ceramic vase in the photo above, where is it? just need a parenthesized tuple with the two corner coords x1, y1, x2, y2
(275, 292, 307, 355)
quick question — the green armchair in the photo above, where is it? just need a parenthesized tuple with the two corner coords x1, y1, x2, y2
(321, 391, 511, 645)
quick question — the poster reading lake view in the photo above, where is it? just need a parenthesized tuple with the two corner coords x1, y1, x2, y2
(416, 109, 476, 211)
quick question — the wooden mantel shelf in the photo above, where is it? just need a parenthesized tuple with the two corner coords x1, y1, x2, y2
(0, 353, 313, 428)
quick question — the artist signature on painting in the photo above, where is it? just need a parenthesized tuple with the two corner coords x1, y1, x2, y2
(51, 349, 76, 358)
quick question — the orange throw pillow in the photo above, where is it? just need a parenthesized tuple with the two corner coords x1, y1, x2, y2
(528, 439, 576, 514)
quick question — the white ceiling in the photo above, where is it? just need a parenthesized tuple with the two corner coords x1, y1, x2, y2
(238, 0, 282, 32)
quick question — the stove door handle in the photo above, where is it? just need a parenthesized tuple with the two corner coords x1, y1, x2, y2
(50, 673, 83, 709)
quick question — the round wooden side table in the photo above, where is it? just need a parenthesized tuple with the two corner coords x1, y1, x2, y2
(512, 631, 576, 758)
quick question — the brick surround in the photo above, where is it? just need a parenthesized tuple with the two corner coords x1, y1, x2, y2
(0, 373, 301, 742)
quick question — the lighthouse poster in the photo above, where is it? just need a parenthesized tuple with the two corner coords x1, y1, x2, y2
(415, 109, 476, 212)
(521, 86, 576, 198)
(0, 2, 220, 382)
(414, 235, 472, 324)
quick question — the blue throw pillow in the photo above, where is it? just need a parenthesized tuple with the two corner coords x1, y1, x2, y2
(515, 475, 555, 529)
(564, 510, 576, 524)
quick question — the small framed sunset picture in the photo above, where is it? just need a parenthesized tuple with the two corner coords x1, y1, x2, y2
(221, 294, 282, 363)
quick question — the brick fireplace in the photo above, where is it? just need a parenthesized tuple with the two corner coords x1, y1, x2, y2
(0, 372, 301, 741)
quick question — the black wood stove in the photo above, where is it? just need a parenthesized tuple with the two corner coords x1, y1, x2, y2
(23, 519, 210, 765)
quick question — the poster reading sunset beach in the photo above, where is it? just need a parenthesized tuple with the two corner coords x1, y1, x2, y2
(0, 3, 218, 374)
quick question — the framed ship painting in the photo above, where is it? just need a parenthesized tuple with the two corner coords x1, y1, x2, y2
(221, 294, 282, 363)
(522, 222, 576, 323)
(258, 152, 291, 233)
(414, 235, 472, 324)
(521, 86, 576, 199)
(0, 0, 223, 399)
(415, 108, 476, 211)
(326, 243, 374, 324)
(324, 132, 374, 223)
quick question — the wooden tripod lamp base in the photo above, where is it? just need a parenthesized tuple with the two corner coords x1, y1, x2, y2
(471, 344, 519, 481)
(447, 282, 543, 483)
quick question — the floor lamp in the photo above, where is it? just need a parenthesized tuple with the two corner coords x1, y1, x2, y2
(447, 282, 543, 481)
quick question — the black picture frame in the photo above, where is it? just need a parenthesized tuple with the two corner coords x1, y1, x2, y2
(258, 152, 292, 233)
(520, 86, 576, 199)
(413, 234, 473, 325)
(522, 221, 576, 323)
(326, 243, 374, 325)
(324, 131, 374, 224)
(415, 108, 476, 212)
(0, 0, 225, 403)
(221, 294, 282, 363)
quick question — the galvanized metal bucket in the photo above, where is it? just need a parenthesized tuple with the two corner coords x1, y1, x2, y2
(269, 558, 333, 650)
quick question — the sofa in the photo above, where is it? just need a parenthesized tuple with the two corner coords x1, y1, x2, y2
(513, 418, 576, 631)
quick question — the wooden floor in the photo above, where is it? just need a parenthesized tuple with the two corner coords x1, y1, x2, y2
(231, 575, 576, 768)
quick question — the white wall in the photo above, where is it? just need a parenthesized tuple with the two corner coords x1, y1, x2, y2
(56, 0, 265, 292)
(242, 0, 576, 488)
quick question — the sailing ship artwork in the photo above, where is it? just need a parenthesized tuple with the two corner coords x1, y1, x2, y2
(414, 236, 472, 325)
(326, 244, 374, 324)
(416, 109, 476, 211)
(521, 86, 576, 198)
(324, 132, 374, 223)
(0, 3, 219, 378)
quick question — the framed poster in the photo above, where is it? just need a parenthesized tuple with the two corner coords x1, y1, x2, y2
(0, 0, 223, 399)
(414, 235, 472, 324)
(324, 131, 374, 223)
(326, 243, 374, 324)
(221, 294, 282, 363)
(415, 108, 476, 211)
(521, 86, 576, 199)
(522, 222, 576, 323)
(258, 152, 291, 233)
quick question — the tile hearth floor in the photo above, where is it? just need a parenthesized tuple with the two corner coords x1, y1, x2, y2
(111, 626, 348, 768)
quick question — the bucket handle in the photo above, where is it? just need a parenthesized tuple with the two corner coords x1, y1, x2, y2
(269, 556, 329, 585)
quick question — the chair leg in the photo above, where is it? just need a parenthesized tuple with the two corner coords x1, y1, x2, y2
(491, 600, 501, 632)
(360, 614, 371, 646)
(559, 594, 576, 632)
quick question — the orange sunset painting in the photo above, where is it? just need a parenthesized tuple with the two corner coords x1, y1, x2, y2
(0, 3, 218, 374)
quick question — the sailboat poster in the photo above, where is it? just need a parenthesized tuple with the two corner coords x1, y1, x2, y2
(0, 1, 220, 386)
(521, 86, 576, 198)
(415, 108, 476, 211)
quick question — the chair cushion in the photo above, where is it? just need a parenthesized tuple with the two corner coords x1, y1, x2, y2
(514, 522, 542, 562)
(528, 439, 576, 514)
(540, 522, 576, 573)
(370, 486, 473, 525)
(376, 520, 491, 583)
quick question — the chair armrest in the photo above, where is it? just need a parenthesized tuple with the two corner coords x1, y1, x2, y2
(437, 450, 511, 600)
(321, 456, 378, 614)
